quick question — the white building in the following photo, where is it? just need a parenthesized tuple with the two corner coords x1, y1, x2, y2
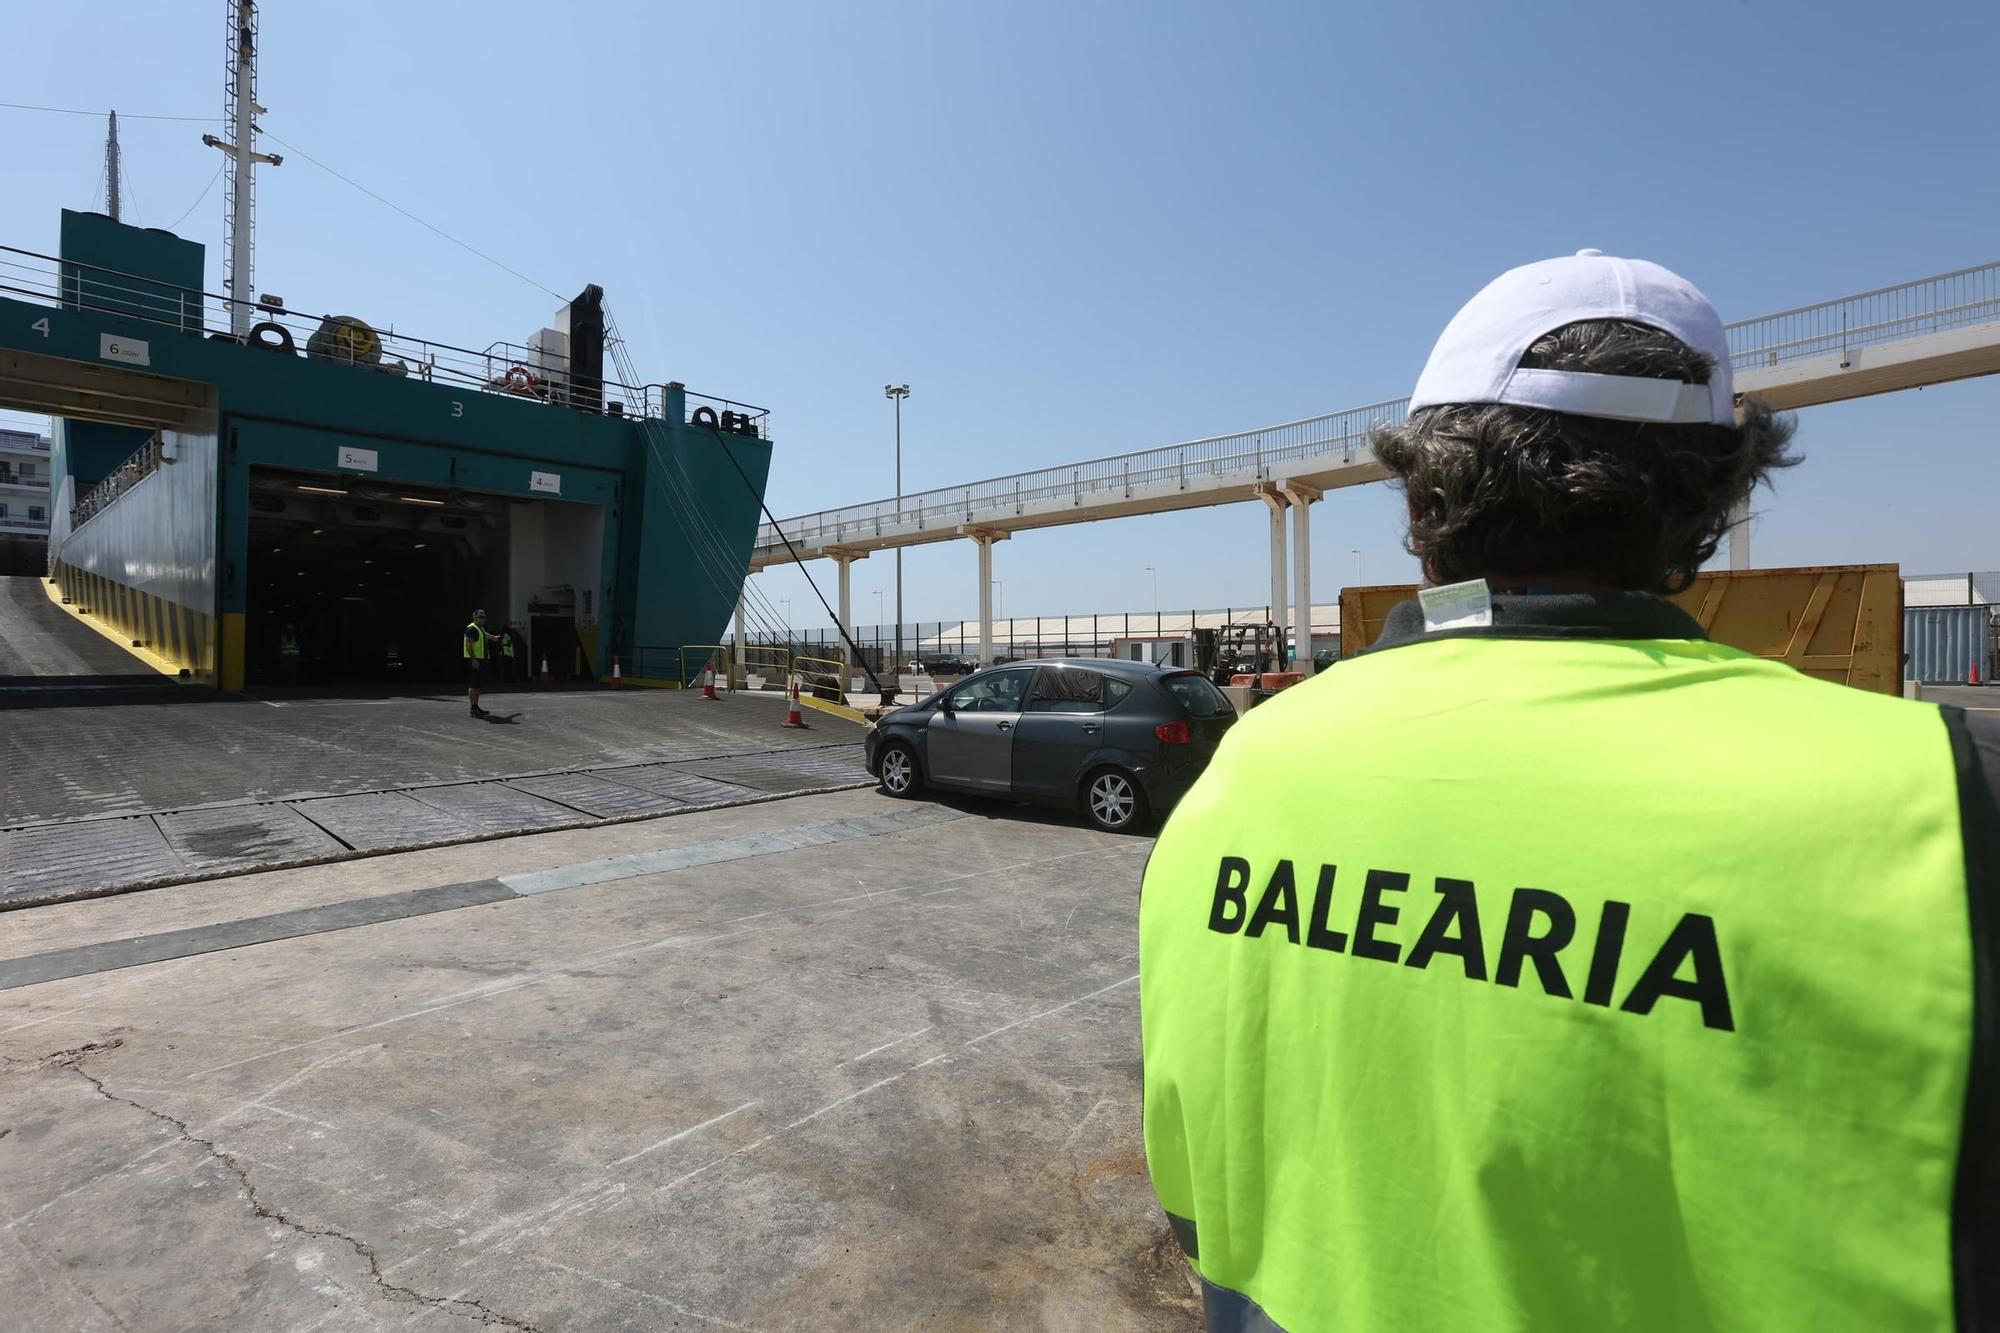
(1905, 571, 2000, 607)
(0, 425, 52, 540)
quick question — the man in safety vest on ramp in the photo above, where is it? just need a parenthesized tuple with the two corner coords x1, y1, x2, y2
(1140, 250, 2000, 1332)
(464, 608, 495, 718)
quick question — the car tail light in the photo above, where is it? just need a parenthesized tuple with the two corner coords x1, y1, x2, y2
(1155, 720, 1191, 745)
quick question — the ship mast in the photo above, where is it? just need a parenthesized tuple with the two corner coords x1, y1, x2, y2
(201, 0, 281, 336)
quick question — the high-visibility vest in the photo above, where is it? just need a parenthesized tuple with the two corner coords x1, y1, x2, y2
(502, 635, 515, 659)
(279, 634, 299, 658)
(463, 622, 486, 661)
(1141, 630, 1991, 1331)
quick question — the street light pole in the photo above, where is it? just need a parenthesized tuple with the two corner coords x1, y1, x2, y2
(1145, 564, 1158, 615)
(1351, 548, 1362, 586)
(885, 384, 910, 671)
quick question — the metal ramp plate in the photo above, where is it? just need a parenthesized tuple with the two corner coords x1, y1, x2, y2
(156, 804, 346, 874)
(753, 746, 873, 781)
(407, 782, 587, 833)
(290, 791, 477, 851)
(503, 773, 690, 819)
(598, 766, 762, 806)
(1, 817, 181, 904)
(671, 747, 870, 793)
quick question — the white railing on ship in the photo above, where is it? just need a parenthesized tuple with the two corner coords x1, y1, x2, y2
(0, 243, 658, 418)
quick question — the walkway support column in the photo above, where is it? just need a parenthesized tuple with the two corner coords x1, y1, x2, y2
(1282, 481, 1322, 675)
(733, 584, 748, 688)
(1727, 495, 1751, 570)
(1257, 485, 1290, 664)
(828, 548, 863, 677)
(965, 527, 1011, 667)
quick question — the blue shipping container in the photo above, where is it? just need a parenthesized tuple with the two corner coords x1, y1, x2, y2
(1904, 605, 1997, 684)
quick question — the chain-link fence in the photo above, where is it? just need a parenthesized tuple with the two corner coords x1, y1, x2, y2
(741, 606, 1342, 676)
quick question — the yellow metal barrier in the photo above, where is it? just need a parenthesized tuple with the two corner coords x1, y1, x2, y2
(791, 654, 866, 724)
(1339, 563, 1903, 695)
(677, 644, 735, 694)
(740, 645, 791, 691)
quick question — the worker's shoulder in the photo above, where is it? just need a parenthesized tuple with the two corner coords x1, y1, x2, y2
(1223, 644, 1949, 748)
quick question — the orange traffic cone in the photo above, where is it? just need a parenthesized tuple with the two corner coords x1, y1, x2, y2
(609, 655, 623, 688)
(538, 656, 551, 683)
(1972, 658, 1984, 687)
(783, 681, 807, 728)
(700, 661, 718, 700)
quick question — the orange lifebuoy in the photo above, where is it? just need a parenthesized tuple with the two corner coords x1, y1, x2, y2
(503, 365, 535, 393)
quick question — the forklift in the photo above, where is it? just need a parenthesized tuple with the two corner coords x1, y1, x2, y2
(1193, 620, 1294, 704)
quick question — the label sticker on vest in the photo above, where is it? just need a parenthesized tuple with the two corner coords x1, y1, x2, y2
(1419, 579, 1493, 631)
(1205, 856, 1734, 1032)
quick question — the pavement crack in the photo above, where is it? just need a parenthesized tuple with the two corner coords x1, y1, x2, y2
(44, 1040, 541, 1332)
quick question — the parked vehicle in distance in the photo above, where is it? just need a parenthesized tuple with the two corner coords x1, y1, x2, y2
(918, 655, 977, 676)
(863, 658, 1238, 832)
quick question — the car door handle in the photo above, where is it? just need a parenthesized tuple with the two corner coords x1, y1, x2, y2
(1082, 723, 1099, 733)
(995, 721, 1011, 731)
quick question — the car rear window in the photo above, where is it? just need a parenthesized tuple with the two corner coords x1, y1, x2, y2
(1030, 666, 1122, 713)
(1162, 672, 1233, 718)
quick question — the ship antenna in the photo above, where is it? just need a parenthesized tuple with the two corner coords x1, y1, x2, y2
(200, 0, 282, 336)
(105, 111, 122, 221)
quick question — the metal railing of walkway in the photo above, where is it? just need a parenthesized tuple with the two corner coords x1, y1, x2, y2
(754, 259, 2000, 566)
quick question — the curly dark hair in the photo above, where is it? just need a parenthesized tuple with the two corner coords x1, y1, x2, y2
(1372, 321, 1799, 593)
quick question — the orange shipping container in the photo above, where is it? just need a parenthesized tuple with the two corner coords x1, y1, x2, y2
(1337, 563, 1903, 695)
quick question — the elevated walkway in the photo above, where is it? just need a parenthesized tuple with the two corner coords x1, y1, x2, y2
(753, 260, 2000, 572)
(748, 260, 2000, 672)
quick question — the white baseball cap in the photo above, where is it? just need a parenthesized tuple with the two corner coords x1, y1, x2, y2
(1409, 249, 1735, 426)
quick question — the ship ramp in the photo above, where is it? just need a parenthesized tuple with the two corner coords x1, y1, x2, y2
(0, 574, 163, 687)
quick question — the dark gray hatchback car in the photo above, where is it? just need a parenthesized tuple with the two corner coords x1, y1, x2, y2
(862, 658, 1237, 832)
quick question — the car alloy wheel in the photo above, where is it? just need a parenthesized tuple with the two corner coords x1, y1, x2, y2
(1088, 771, 1137, 829)
(881, 747, 916, 796)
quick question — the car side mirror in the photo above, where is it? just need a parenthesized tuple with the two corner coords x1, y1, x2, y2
(939, 698, 955, 715)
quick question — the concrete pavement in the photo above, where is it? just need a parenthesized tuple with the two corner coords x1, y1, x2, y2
(0, 788, 1193, 1331)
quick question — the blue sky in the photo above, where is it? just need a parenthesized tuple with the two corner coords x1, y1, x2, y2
(5, 0, 1997, 633)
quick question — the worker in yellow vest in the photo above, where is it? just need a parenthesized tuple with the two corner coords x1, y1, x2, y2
(1140, 250, 2000, 1331)
(464, 608, 494, 717)
(500, 627, 517, 683)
